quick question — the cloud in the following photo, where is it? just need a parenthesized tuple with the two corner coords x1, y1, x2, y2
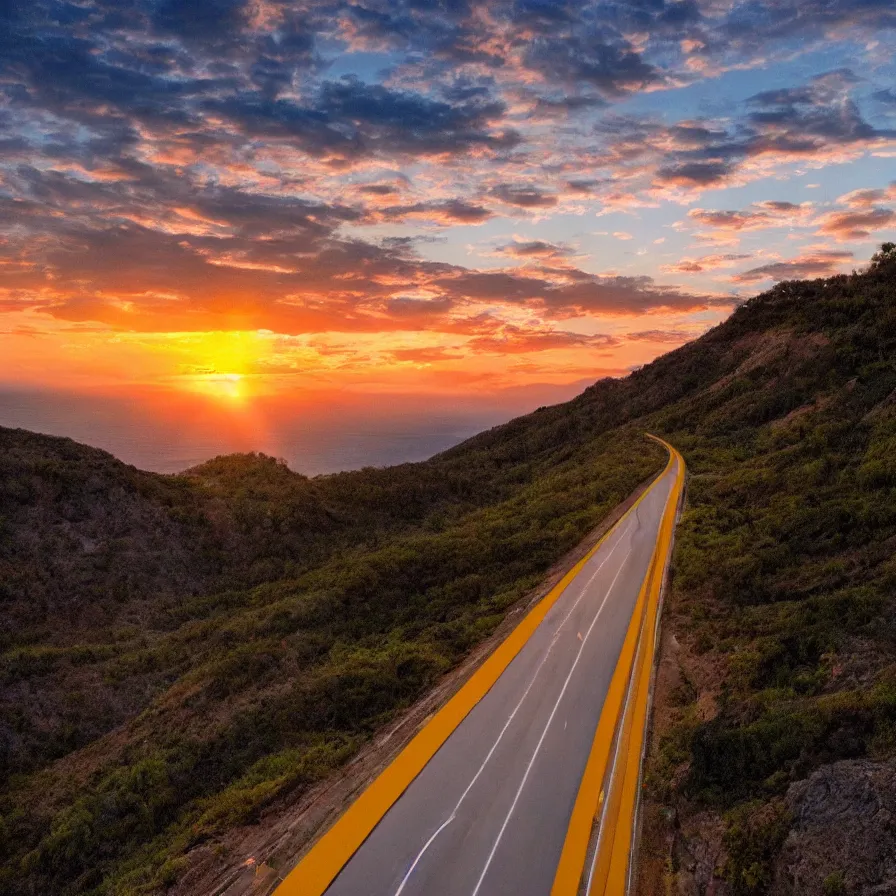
(2, 0, 896, 388)
(467, 326, 617, 354)
(359, 183, 403, 196)
(657, 161, 735, 188)
(566, 179, 607, 194)
(532, 94, 607, 118)
(697, 2, 896, 66)
(766, 79, 881, 144)
(436, 268, 718, 316)
(678, 187, 893, 247)
(152, 0, 250, 43)
(661, 253, 750, 274)
(835, 185, 896, 207)
(683, 201, 814, 242)
(524, 34, 662, 97)
(649, 71, 896, 192)
(376, 200, 494, 225)
(816, 208, 896, 241)
(496, 240, 573, 259)
(205, 76, 520, 160)
(625, 329, 703, 343)
(490, 184, 558, 209)
(688, 208, 792, 231)
(814, 182, 896, 240)
(0, 164, 717, 336)
(317, 77, 517, 156)
(389, 346, 465, 363)
(733, 250, 854, 282)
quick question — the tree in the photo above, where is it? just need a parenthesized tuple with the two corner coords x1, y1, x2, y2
(870, 241, 896, 268)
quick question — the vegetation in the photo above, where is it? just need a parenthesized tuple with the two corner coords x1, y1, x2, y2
(2, 245, 895, 894)
(0, 405, 662, 893)
(641, 246, 896, 892)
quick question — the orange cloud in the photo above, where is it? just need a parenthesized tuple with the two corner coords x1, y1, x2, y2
(732, 249, 853, 282)
(814, 183, 896, 240)
(661, 253, 750, 273)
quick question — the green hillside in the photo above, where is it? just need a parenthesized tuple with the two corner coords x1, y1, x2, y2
(2, 244, 895, 894)
(0, 393, 663, 894)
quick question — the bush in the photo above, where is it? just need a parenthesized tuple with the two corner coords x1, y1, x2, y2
(723, 800, 791, 895)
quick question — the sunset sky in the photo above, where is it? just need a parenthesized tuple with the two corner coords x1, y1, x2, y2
(2, 0, 895, 421)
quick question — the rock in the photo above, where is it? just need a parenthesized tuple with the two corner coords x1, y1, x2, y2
(671, 811, 729, 896)
(774, 759, 896, 895)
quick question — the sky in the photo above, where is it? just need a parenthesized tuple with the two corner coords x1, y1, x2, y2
(1, 0, 895, 467)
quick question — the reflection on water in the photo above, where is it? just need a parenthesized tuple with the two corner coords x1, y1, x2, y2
(0, 382, 589, 475)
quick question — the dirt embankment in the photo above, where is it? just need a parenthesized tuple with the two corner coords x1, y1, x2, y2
(635, 623, 728, 896)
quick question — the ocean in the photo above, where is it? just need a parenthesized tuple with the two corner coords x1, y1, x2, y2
(0, 382, 589, 475)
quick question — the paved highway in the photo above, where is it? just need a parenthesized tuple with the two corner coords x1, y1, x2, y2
(277, 445, 682, 896)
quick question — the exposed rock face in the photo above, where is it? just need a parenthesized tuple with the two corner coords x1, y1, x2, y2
(672, 810, 729, 896)
(774, 759, 896, 895)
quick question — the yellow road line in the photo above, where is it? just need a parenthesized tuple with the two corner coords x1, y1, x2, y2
(273, 442, 672, 896)
(551, 436, 684, 896)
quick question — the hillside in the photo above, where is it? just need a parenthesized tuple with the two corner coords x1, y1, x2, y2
(0, 398, 664, 894)
(2, 244, 896, 895)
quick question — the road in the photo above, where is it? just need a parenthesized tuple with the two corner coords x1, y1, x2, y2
(276, 442, 682, 896)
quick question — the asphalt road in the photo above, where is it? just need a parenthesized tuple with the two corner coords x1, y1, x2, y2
(322, 456, 680, 896)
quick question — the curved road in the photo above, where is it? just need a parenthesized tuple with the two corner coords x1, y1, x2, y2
(276, 444, 682, 896)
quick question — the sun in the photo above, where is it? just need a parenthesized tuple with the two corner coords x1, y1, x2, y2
(195, 372, 246, 401)
(199, 331, 257, 376)
(169, 331, 267, 401)
(179, 369, 248, 402)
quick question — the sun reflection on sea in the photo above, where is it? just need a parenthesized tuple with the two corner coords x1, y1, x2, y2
(167, 368, 274, 458)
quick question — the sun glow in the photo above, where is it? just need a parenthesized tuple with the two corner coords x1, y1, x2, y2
(161, 330, 270, 400)
(189, 372, 247, 401)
